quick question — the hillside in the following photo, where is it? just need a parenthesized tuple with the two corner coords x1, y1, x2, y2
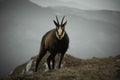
(1, 54, 120, 80)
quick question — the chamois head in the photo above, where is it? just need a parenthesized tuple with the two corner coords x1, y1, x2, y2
(53, 16, 67, 40)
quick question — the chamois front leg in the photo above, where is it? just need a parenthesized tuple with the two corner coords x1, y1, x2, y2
(47, 53, 56, 70)
(52, 54, 56, 69)
(58, 53, 65, 69)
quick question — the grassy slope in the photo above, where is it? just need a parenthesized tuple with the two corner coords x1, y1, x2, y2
(1, 54, 120, 80)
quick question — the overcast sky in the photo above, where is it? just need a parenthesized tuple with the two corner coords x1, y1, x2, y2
(0, 0, 120, 77)
(30, 0, 120, 11)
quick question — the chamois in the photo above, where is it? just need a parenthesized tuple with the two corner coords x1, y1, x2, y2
(35, 16, 69, 72)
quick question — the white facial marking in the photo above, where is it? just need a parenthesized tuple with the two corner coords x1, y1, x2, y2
(61, 32, 65, 39)
(58, 26, 62, 35)
(56, 31, 65, 40)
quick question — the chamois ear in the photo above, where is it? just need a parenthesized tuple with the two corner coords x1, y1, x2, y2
(53, 20, 59, 27)
(62, 20, 67, 27)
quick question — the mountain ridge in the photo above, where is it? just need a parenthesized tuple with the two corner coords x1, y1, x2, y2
(1, 54, 120, 80)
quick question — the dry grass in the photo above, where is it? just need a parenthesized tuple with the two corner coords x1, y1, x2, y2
(1, 54, 120, 80)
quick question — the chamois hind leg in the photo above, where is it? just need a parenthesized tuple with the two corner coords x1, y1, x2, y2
(35, 49, 47, 72)
(58, 53, 65, 69)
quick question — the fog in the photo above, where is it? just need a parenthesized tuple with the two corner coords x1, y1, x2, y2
(0, 0, 120, 76)
(30, 0, 120, 11)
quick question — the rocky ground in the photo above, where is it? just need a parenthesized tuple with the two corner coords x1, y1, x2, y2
(1, 54, 120, 80)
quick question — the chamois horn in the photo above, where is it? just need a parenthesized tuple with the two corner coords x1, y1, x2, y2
(61, 16, 65, 25)
(56, 16, 59, 25)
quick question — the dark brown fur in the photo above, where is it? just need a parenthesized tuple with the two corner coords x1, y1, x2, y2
(35, 28, 69, 71)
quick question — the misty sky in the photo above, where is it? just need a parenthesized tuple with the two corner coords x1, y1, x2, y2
(0, 0, 120, 77)
(30, 0, 120, 11)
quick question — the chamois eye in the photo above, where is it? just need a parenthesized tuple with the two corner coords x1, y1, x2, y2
(56, 27, 59, 29)
(61, 27, 64, 29)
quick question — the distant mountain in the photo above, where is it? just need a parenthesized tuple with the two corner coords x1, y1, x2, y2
(52, 6, 120, 58)
(1, 54, 120, 80)
(51, 6, 120, 26)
